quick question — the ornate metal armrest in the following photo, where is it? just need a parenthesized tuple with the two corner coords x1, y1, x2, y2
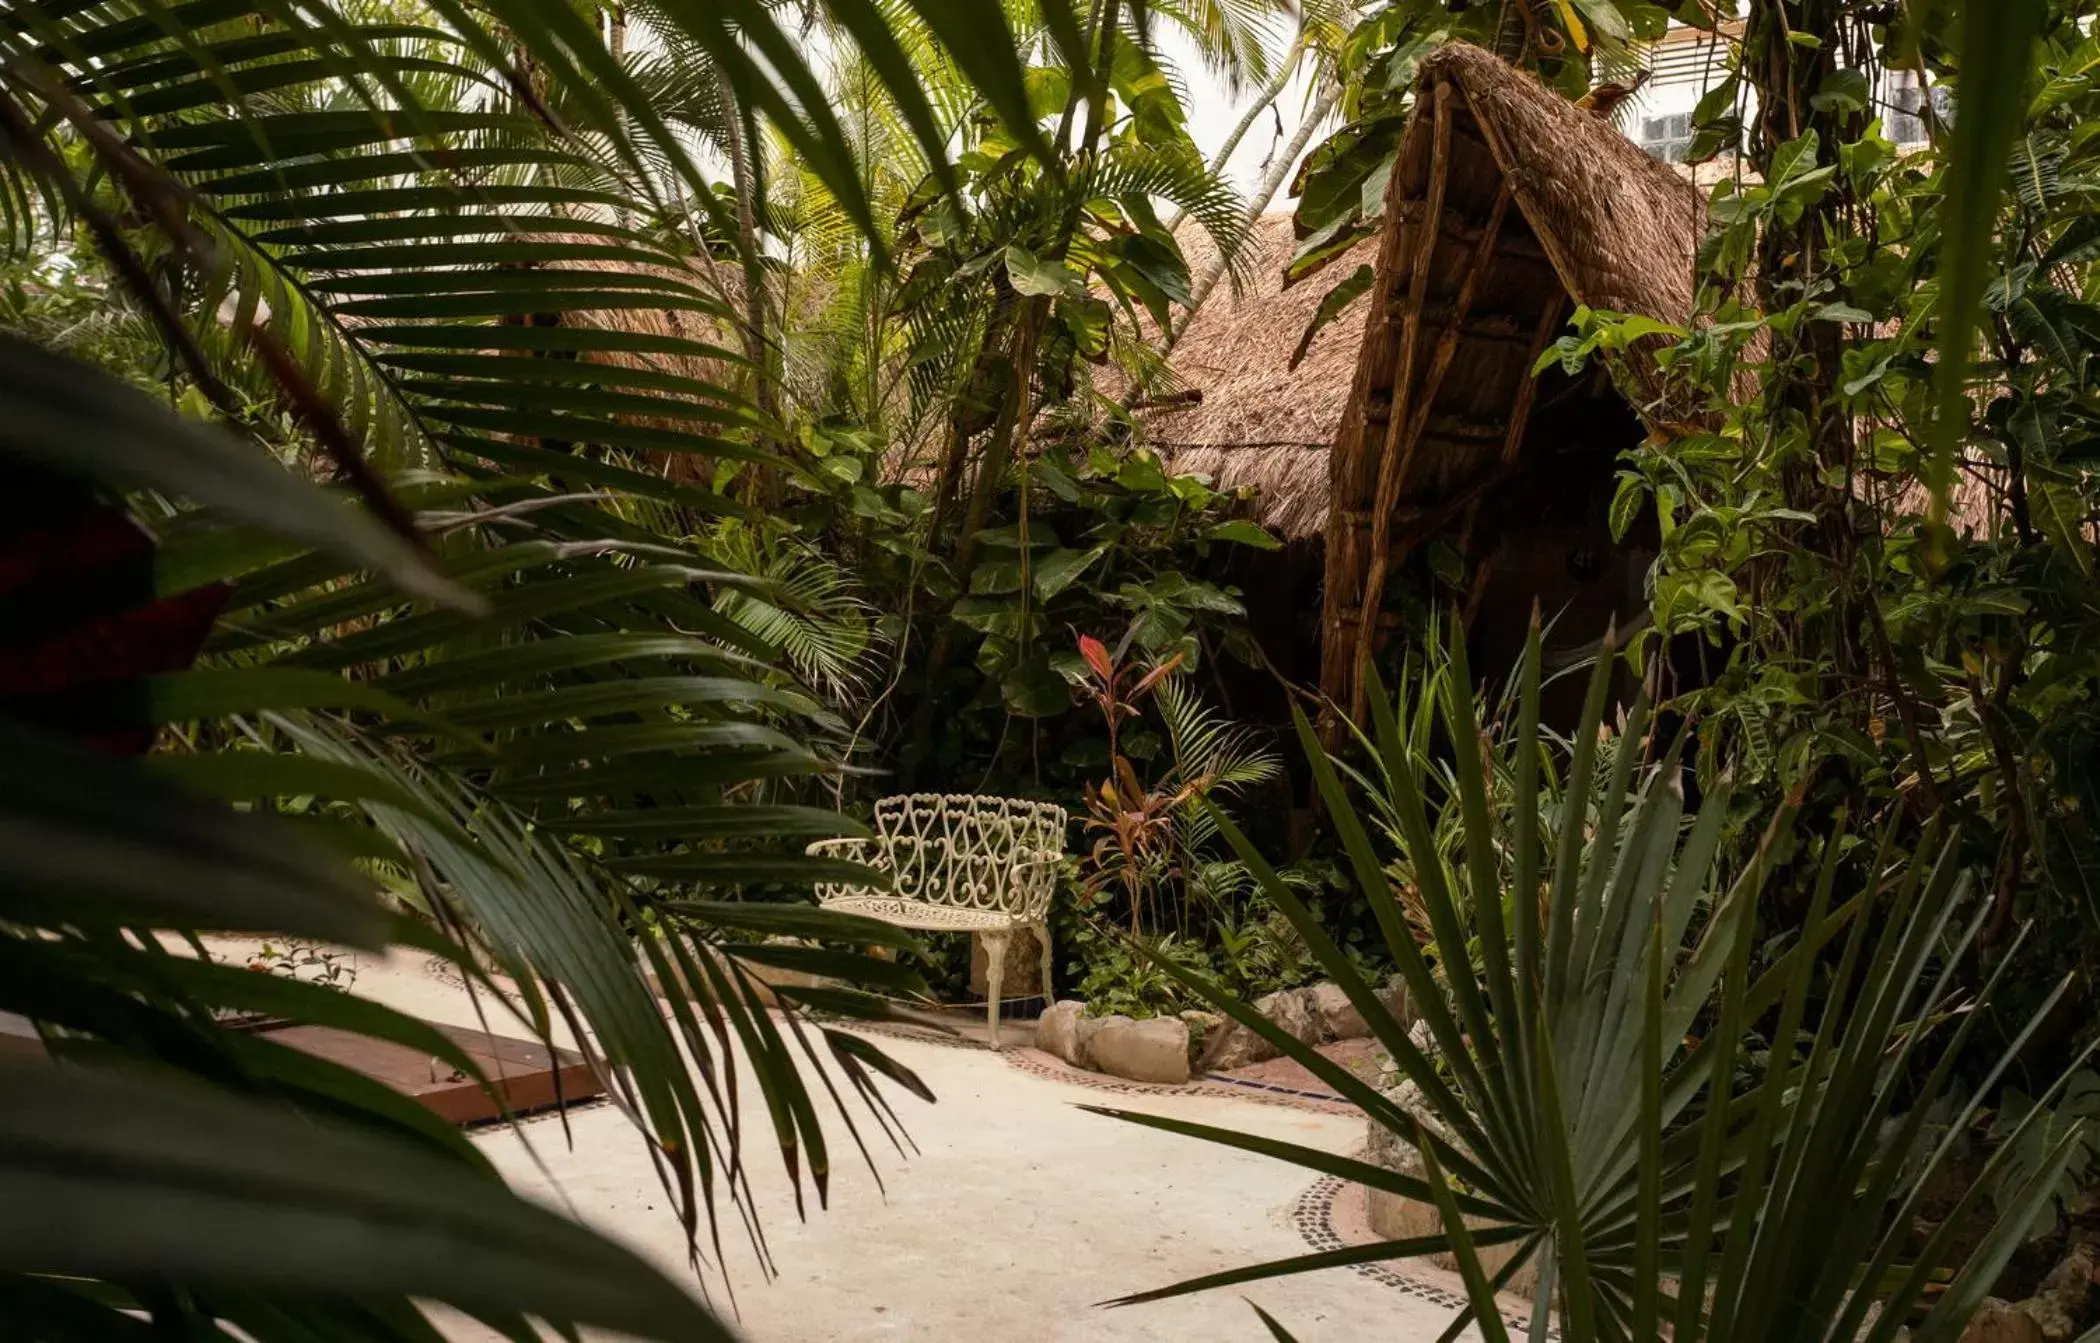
(1010, 849, 1062, 922)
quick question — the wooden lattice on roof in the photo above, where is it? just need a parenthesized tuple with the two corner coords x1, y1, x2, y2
(1317, 43, 1710, 725)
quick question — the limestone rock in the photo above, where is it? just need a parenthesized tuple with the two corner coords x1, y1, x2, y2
(1309, 981, 1368, 1041)
(1379, 973, 1412, 1026)
(1259, 988, 1320, 1045)
(1088, 1016, 1191, 1084)
(1196, 1016, 1269, 1071)
(1363, 1078, 1451, 1180)
(1178, 1010, 1223, 1066)
(1197, 988, 1322, 1071)
(1962, 1300, 2045, 1343)
(2040, 1237, 2099, 1306)
(2018, 1236, 2100, 1342)
(1074, 1012, 1120, 1069)
(1034, 1000, 1086, 1066)
(1361, 1076, 1531, 1294)
(2013, 1295, 2078, 1343)
(1364, 1086, 1423, 1177)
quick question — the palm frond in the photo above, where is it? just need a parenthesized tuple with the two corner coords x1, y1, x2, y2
(1102, 620, 2086, 1342)
(712, 531, 889, 705)
(0, 0, 1071, 1332)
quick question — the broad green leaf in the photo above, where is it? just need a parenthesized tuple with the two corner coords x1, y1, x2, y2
(1001, 657, 1070, 717)
(1032, 544, 1108, 599)
(0, 724, 383, 947)
(146, 751, 451, 826)
(1810, 68, 1871, 113)
(0, 337, 471, 613)
(1005, 244, 1076, 297)
(1290, 263, 1374, 371)
(1204, 520, 1281, 550)
(1930, 0, 2048, 535)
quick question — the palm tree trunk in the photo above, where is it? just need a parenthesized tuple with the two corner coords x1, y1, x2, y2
(1494, 0, 1530, 63)
(1167, 80, 1341, 352)
(1163, 32, 1306, 236)
(907, 4, 1118, 783)
(954, 303, 1044, 581)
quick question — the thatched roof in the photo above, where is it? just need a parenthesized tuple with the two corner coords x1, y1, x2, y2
(1148, 47, 1707, 546)
(1411, 45, 1709, 394)
(1317, 42, 1711, 717)
(1141, 215, 1378, 541)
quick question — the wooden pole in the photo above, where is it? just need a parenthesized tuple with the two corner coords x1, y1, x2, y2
(1374, 180, 1516, 550)
(1459, 85, 1591, 310)
(1344, 183, 1516, 721)
(1316, 131, 1424, 733)
(1502, 295, 1570, 469)
(1343, 81, 1451, 725)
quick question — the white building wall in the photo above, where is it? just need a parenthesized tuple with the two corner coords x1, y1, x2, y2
(1618, 27, 1935, 167)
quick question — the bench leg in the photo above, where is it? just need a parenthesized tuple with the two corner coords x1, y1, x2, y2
(981, 929, 1009, 1050)
(1036, 921, 1053, 1003)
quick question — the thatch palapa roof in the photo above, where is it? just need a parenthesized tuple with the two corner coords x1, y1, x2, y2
(1316, 43, 1710, 719)
(1145, 47, 1708, 557)
(1140, 215, 1379, 542)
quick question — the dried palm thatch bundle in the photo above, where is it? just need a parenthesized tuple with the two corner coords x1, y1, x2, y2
(1144, 41, 1715, 560)
(1139, 214, 1378, 541)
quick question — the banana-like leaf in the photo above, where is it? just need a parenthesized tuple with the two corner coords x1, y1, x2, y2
(0, 336, 467, 611)
(1927, 0, 2048, 523)
(0, 722, 385, 946)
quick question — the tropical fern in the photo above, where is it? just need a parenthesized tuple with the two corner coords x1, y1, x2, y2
(1156, 670, 1280, 870)
(711, 526, 890, 707)
(0, 0, 1065, 1333)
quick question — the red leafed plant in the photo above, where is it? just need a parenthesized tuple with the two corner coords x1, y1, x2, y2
(1073, 634, 1207, 936)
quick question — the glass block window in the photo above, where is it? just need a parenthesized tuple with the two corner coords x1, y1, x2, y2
(1640, 112, 1692, 163)
(1888, 75, 1928, 144)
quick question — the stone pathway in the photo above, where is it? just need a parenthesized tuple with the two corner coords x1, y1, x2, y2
(1217, 1036, 1391, 1093)
(269, 946, 1499, 1341)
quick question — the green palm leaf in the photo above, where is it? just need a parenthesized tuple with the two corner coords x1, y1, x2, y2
(1103, 619, 2088, 1341)
(0, 2, 1071, 1332)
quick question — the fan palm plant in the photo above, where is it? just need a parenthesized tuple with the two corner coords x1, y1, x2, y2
(1331, 629, 1588, 970)
(0, 0, 1063, 1335)
(1090, 621, 2089, 1341)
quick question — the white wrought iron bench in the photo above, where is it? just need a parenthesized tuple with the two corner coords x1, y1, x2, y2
(807, 794, 1066, 1049)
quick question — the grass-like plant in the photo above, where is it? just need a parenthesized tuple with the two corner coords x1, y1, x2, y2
(1092, 621, 2089, 1342)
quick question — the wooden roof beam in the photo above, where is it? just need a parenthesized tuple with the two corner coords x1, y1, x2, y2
(1500, 295, 1570, 467)
(1346, 78, 1455, 723)
(1392, 183, 1516, 475)
(1457, 83, 1591, 311)
(1389, 201, 1551, 262)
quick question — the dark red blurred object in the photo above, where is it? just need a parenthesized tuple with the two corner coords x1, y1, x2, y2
(0, 466, 230, 752)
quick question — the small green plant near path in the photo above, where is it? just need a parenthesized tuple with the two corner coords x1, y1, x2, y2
(1088, 621, 2091, 1342)
(243, 940, 360, 995)
(1992, 1071, 2100, 1244)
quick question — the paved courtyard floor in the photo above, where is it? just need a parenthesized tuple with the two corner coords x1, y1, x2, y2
(311, 947, 1499, 1342)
